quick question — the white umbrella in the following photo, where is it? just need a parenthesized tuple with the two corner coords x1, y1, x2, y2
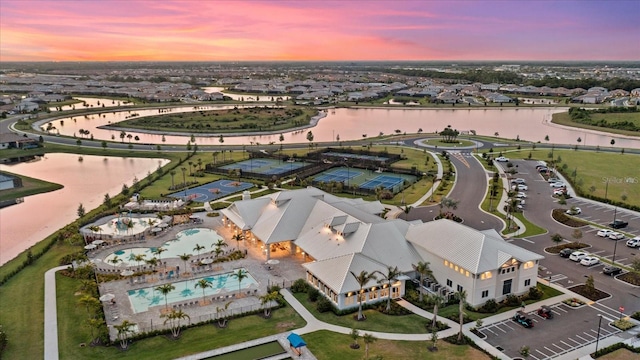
(200, 258, 214, 265)
(99, 293, 115, 302)
(266, 259, 280, 265)
(151, 227, 162, 233)
(84, 244, 97, 250)
(92, 240, 105, 245)
(120, 269, 134, 277)
(158, 223, 169, 228)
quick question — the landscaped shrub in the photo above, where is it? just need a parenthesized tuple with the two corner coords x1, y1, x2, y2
(526, 286, 543, 300)
(631, 311, 640, 321)
(592, 342, 640, 358)
(291, 279, 308, 293)
(316, 296, 333, 313)
(503, 294, 520, 307)
(477, 299, 499, 313)
(307, 287, 320, 302)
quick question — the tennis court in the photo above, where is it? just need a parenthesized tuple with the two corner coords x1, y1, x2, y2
(220, 158, 309, 175)
(360, 175, 406, 190)
(324, 152, 389, 162)
(313, 168, 363, 183)
(168, 179, 253, 203)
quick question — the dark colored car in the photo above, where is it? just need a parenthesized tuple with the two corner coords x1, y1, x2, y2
(603, 266, 622, 276)
(559, 248, 574, 258)
(609, 220, 629, 229)
(537, 306, 554, 319)
(513, 311, 534, 328)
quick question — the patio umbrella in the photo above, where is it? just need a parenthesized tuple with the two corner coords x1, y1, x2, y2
(151, 227, 162, 233)
(84, 244, 97, 250)
(120, 269, 134, 277)
(200, 258, 214, 265)
(266, 259, 280, 265)
(99, 293, 115, 302)
(158, 223, 169, 228)
(92, 240, 105, 245)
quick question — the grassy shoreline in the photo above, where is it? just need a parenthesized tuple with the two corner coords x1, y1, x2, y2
(0, 171, 63, 201)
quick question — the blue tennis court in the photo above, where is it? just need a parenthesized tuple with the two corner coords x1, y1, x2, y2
(360, 175, 406, 190)
(168, 179, 253, 203)
(220, 159, 309, 175)
(314, 168, 363, 183)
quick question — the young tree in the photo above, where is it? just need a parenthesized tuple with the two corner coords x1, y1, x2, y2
(77, 203, 86, 218)
(571, 229, 583, 246)
(349, 270, 377, 321)
(376, 266, 401, 312)
(349, 328, 360, 349)
(215, 301, 233, 328)
(363, 333, 377, 359)
(114, 320, 136, 350)
(551, 233, 563, 246)
(259, 291, 280, 317)
(430, 294, 445, 331)
(306, 130, 314, 149)
(161, 309, 190, 339)
(455, 290, 468, 343)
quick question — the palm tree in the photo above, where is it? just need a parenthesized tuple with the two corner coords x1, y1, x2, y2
(259, 291, 280, 317)
(213, 246, 224, 260)
(197, 158, 203, 171)
(455, 290, 468, 343)
(430, 294, 445, 331)
(213, 239, 228, 251)
(231, 233, 244, 249)
(349, 270, 377, 321)
(216, 301, 233, 328)
(77, 294, 100, 317)
(376, 266, 401, 312)
(86, 317, 105, 345)
(155, 283, 175, 313)
(188, 161, 193, 175)
(152, 247, 167, 270)
(363, 333, 377, 360)
(170, 170, 176, 188)
(108, 256, 122, 268)
(145, 257, 159, 281)
(412, 261, 432, 302)
(179, 253, 191, 277)
(194, 278, 212, 305)
(133, 254, 146, 272)
(114, 320, 136, 350)
(180, 167, 187, 186)
(439, 196, 459, 217)
(232, 268, 249, 297)
(161, 309, 190, 339)
(212, 151, 219, 165)
(193, 243, 205, 258)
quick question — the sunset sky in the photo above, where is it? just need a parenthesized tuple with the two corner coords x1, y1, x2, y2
(1, 0, 638, 62)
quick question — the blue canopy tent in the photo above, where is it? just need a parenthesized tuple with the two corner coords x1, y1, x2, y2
(287, 333, 307, 356)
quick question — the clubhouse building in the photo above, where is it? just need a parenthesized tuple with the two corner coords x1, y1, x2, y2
(221, 187, 543, 309)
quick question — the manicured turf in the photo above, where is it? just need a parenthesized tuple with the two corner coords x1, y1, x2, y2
(0, 171, 63, 201)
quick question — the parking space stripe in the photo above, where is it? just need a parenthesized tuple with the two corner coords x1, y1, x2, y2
(560, 340, 572, 348)
(534, 349, 550, 358)
(582, 331, 596, 340)
(543, 346, 558, 355)
(530, 353, 541, 360)
(575, 334, 590, 342)
(552, 343, 566, 351)
(567, 337, 581, 345)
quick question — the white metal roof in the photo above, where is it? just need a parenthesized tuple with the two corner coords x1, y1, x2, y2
(303, 253, 388, 294)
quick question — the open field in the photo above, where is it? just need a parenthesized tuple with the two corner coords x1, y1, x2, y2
(552, 111, 640, 137)
(110, 106, 317, 134)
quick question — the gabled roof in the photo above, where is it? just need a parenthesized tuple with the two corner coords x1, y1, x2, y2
(303, 253, 387, 294)
(406, 219, 543, 274)
(220, 198, 271, 230)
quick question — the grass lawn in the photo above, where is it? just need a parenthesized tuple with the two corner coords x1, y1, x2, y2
(598, 348, 640, 360)
(110, 106, 317, 134)
(552, 111, 640, 137)
(0, 171, 63, 201)
(57, 275, 305, 360)
(423, 138, 476, 148)
(304, 330, 491, 360)
(292, 293, 430, 334)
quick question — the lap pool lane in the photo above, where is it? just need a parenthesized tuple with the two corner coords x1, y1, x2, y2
(478, 303, 621, 359)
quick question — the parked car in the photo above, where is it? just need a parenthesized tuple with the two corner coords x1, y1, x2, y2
(537, 167, 549, 173)
(511, 178, 526, 185)
(626, 237, 640, 248)
(516, 192, 527, 198)
(559, 248, 574, 258)
(608, 232, 625, 240)
(550, 182, 566, 188)
(513, 311, 534, 328)
(569, 251, 588, 262)
(580, 256, 599, 266)
(597, 229, 614, 237)
(537, 306, 554, 319)
(547, 177, 561, 183)
(566, 207, 582, 215)
(609, 220, 629, 229)
(495, 156, 509, 162)
(512, 184, 528, 191)
(603, 266, 622, 276)
(554, 188, 569, 196)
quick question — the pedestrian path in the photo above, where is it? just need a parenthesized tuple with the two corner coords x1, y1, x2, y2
(44, 265, 68, 360)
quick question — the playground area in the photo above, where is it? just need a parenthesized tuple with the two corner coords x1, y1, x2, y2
(220, 158, 310, 176)
(312, 167, 416, 193)
(168, 179, 253, 203)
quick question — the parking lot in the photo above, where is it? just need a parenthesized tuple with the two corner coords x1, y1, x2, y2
(480, 303, 621, 360)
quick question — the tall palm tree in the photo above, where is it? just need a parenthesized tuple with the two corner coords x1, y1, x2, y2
(133, 254, 146, 272)
(232, 268, 248, 297)
(180, 167, 187, 186)
(179, 253, 191, 277)
(108, 256, 122, 268)
(197, 158, 203, 171)
(412, 261, 432, 302)
(363, 333, 377, 360)
(170, 170, 176, 188)
(376, 266, 401, 312)
(152, 247, 167, 270)
(455, 290, 468, 343)
(193, 243, 205, 258)
(145, 257, 159, 281)
(231, 233, 244, 249)
(213, 239, 228, 251)
(213, 246, 224, 260)
(430, 294, 445, 331)
(259, 291, 280, 317)
(194, 278, 212, 305)
(161, 309, 190, 339)
(188, 161, 193, 175)
(350, 270, 377, 321)
(155, 283, 175, 312)
(114, 320, 136, 350)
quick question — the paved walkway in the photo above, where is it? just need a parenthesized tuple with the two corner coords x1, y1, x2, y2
(44, 265, 68, 360)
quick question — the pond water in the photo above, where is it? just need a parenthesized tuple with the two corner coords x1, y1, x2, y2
(48, 97, 134, 111)
(0, 153, 168, 265)
(39, 106, 640, 149)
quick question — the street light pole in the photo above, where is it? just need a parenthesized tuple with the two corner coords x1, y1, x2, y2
(595, 314, 603, 353)
(612, 236, 619, 265)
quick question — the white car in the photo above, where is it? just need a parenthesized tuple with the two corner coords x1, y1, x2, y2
(580, 256, 599, 266)
(511, 178, 526, 185)
(626, 237, 640, 248)
(516, 192, 527, 199)
(550, 182, 566, 188)
(547, 177, 561, 183)
(597, 229, 614, 237)
(495, 156, 509, 162)
(608, 232, 625, 240)
(512, 184, 528, 191)
(566, 207, 582, 215)
(554, 188, 568, 196)
(569, 251, 588, 262)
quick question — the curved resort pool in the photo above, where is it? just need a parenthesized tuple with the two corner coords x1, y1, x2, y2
(103, 228, 222, 266)
(95, 216, 157, 236)
(127, 269, 257, 313)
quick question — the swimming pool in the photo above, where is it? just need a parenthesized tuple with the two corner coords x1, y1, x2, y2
(127, 269, 257, 313)
(104, 228, 223, 266)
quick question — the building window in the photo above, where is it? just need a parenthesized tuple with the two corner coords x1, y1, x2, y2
(345, 294, 355, 306)
(524, 279, 531, 287)
(444, 260, 449, 266)
(482, 290, 489, 298)
(457, 285, 463, 292)
(370, 288, 378, 300)
(480, 271, 492, 280)
(446, 279, 452, 287)
(391, 286, 400, 298)
(358, 292, 367, 303)
(380, 287, 389, 298)
(502, 279, 512, 295)
(523, 261, 534, 269)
